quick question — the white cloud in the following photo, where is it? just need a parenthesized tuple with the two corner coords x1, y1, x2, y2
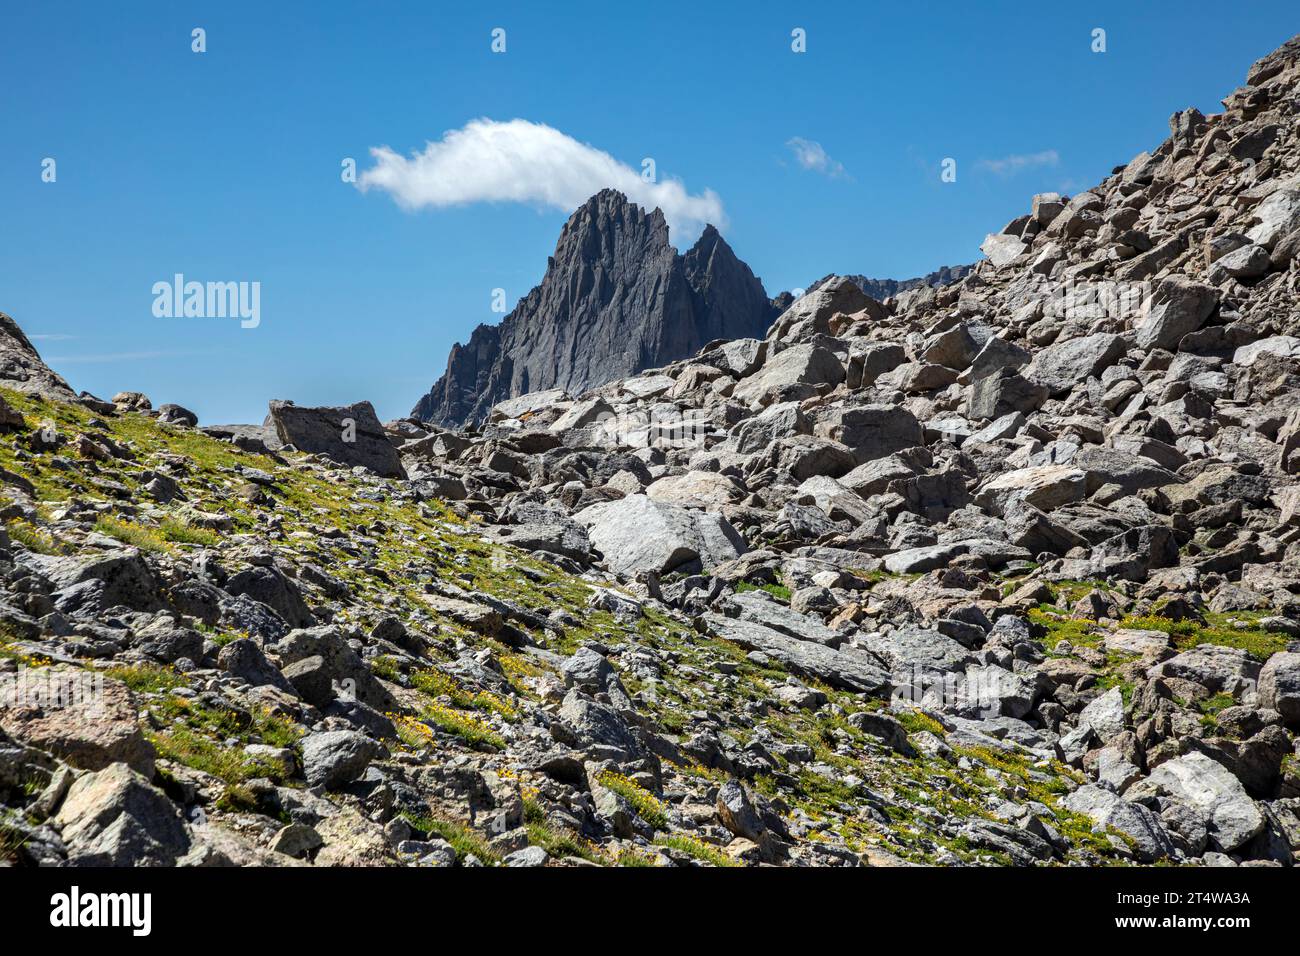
(357, 118, 725, 240)
(976, 149, 1060, 176)
(785, 137, 847, 178)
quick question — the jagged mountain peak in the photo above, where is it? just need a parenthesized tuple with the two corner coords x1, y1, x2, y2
(412, 191, 776, 426)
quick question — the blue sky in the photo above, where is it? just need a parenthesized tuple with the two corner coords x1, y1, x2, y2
(1, 2, 1294, 424)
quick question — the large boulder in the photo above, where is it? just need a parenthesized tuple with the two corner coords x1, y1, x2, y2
(732, 344, 845, 405)
(575, 494, 746, 576)
(721, 588, 843, 647)
(722, 402, 810, 454)
(966, 368, 1047, 420)
(1258, 651, 1300, 725)
(218, 638, 296, 692)
(225, 565, 314, 628)
(980, 234, 1028, 268)
(1025, 333, 1127, 396)
(813, 405, 923, 465)
(702, 614, 889, 693)
(1127, 752, 1264, 853)
(646, 471, 746, 509)
(1073, 445, 1180, 496)
(0, 311, 78, 400)
(19, 549, 165, 613)
(1246, 188, 1300, 248)
(0, 670, 154, 775)
(974, 465, 1087, 516)
(272, 626, 397, 711)
(302, 730, 381, 790)
(54, 763, 191, 866)
(1133, 278, 1217, 351)
(766, 276, 884, 341)
(268, 400, 405, 478)
(1061, 785, 1175, 862)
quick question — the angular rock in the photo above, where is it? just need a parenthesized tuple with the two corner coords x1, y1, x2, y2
(575, 494, 745, 576)
(1128, 752, 1264, 853)
(55, 763, 191, 865)
(1026, 333, 1127, 397)
(268, 399, 404, 478)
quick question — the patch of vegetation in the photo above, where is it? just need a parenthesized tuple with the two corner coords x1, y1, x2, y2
(401, 811, 501, 865)
(895, 708, 945, 737)
(597, 771, 668, 829)
(420, 701, 505, 750)
(653, 833, 738, 867)
(93, 516, 168, 552)
(412, 668, 519, 722)
(215, 782, 261, 814)
(1119, 612, 1288, 660)
(1052, 579, 1117, 602)
(390, 713, 436, 751)
(159, 518, 221, 547)
(735, 580, 792, 602)
(369, 655, 402, 682)
(523, 798, 605, 864)
(5, 518, 66, 555)
(1027, 607, 1100, 651)
(146, 695, 301, 786)
(104, 662, 187, 694)
(1197, 692, 1237, 730)
(149, 724, 288, 786)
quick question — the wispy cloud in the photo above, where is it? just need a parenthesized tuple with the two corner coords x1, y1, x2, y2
(47, 349, 209, 365)
(358, 118, 726, 240)
(785, 137, 848, 179)
(976, 149, 1060, 176)
(29, 333, 77, 341)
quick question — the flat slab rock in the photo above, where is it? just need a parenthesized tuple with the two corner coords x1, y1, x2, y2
(702, 613, 889, 693)
(268, 399, 404, 478)
(575, 494, 746, 576)
(719, 589, 843, 647)
(0, 670, 154, 775)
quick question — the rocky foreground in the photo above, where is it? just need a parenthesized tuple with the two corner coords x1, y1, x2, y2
(4, 36, 1300, 868)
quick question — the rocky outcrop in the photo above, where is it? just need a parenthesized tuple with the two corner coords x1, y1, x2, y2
(807, 264, 974, 302)
(0, 311, 76, 400)
(411, 190, 780, 427)
(268, 400, 404, 478)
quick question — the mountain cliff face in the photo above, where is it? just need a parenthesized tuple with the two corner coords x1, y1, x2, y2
(412, 189, 779, 426)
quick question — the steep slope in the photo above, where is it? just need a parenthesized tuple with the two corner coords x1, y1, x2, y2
(0, 312, 76, 401)
(411, 190, 779, 426)
(388, 33, 1300, 865)
(3, 34, 1300, 872)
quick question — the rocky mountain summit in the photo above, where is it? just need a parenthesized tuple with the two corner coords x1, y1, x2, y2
(412, 189, 781, 427)
(4, 35, 1300, 869)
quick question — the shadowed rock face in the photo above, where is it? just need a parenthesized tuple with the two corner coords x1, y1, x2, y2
(0, 311, 76, 400)
(268, 399, 405, 478)
(411, 189, 780, 427)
